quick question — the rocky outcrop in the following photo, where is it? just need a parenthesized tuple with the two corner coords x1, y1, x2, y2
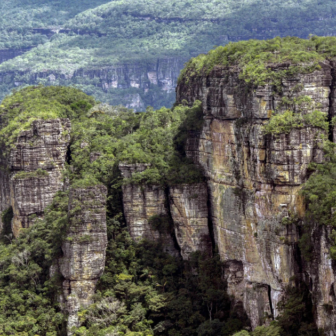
(177, 61, 334, 331)
(0, 117, 108, 333)
(169, 183, 211, 259)
(0, 118, 70, 236)
(60, 185, 108, 334)
(120, 164, 214, 259)
(119, 163, 178, 256)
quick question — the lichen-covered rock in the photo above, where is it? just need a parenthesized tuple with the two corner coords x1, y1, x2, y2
(60, 185, 108, 334)
(224, 261, 273, 329)
(169, 183, 211, 259)
(177, 62, 333, 330)
(119, 163, 178, 256)
(0, 118, 70, 236)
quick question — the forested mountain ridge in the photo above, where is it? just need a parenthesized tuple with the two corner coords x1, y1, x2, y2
(1, 0, 336, 110)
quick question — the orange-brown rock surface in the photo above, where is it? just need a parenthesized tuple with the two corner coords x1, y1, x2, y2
(119, 163, 178, 255)
(169, 183, 211, 259)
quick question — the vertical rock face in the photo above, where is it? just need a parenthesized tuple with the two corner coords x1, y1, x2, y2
(169, 183, 211, 259)
(0, 48, 31, 65)
(307, 225, 336, 334)
(0, 57, 185, 111)
(60, 185, 108, 334)
(0, 162, 10, 232)
(119, 163, 178, 256)
(0, 118, 71, 236)
(119, 164, 213, 259)
(0, 118, 108, 333)
(177, 62, 334, 330)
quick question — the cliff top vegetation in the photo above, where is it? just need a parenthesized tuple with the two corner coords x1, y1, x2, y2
(179, 36, 336, 86)
(0, 86, 206, 336)
(0, 86, 203, 185)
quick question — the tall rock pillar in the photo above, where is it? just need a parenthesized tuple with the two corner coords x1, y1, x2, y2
(0, 118, 71, 236)
(60, 185, 108, 334)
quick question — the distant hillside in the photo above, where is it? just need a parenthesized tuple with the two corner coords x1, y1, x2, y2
(1, 0, 336, 110)
(0, 0, 111, 50)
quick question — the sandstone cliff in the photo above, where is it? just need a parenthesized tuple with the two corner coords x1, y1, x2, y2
(176, 61, 336, 332)
(119, 164, 212, 259)
(119, 163, 178, 256)
(60, 185, 108, 333)
(169, 183, 211, 259)
(0, 118, 71, 236)
(0, 116, 108, 335)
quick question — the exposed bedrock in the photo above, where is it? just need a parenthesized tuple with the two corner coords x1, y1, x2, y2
(177, 61, 336, 331)
(306, 225, 336, 334)
(169, 183, 211, 259)
(119, 164, 211, 259)
(119, 163, 178, 256)
(0, 118, 70, 236)
(60, 185, 108, 334)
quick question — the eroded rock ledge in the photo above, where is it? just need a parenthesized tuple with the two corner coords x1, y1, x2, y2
(0, 118, 108, 335)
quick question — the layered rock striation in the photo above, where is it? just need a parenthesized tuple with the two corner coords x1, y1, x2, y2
(119, 163, 178, 255)
(60, 185, 108, 333)
(0, 118, 71, 236)
(169, 183, 211, 259)
(177, 61, 336, 331)
(0, 117, 108, 334)
(119, 164, 212, 259)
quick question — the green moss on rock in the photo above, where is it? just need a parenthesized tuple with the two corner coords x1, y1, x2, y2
(179, 36, 336, 87)
(263, 110, 328, 135)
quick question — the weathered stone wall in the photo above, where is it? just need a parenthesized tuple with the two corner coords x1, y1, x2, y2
(8, 119, 71, 236)
(60, 185, 108, 334)
(169, 183, 211, 259)
(120, 164, 214, 259)
(0, 162, 10, 232)
(177, 61, 335, 331)
(119, 163, 178, 256)
(0, 118, 70, 236)
(306, 225, 336, 334)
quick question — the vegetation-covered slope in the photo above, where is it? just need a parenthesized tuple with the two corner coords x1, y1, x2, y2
(180, 36, 336, 84)
(0, 0, 111, 50)
(1, 0, 336, 109)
